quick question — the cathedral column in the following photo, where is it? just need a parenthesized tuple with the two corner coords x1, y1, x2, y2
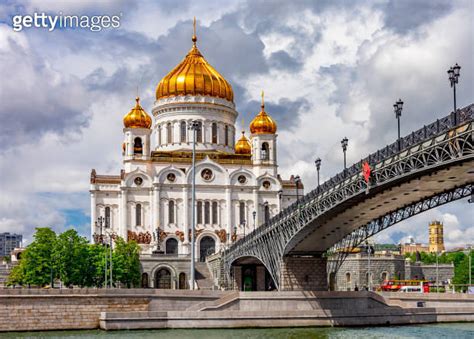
(90, 192, 97, 243)
(131, 203, 136, 228)
(226, 188, 232, 244)
(253, 188, 259, 228)
(120, 189, 127, 240)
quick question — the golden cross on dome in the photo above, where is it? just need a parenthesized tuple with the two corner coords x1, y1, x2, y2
(241, 118, 245, 133)
(192, 17, 197, 46)
(261, 90, 265, 108)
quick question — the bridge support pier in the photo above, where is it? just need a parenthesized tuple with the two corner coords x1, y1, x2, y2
(280, 256, 328, 291)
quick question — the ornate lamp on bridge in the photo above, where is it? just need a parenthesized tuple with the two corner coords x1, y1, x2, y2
(315, 158, 321, 189)
(242, 219, 246, 237)
(341, 137, 348, 172)
(252, 210, 256, 231)
(447, 63, 461, 124)
(277, 189, 283, 212)
(393, 99, 403, 150)
(294, 175, 301, 203)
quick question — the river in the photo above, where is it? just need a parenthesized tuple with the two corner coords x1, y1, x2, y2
(3, 323, 473, 338)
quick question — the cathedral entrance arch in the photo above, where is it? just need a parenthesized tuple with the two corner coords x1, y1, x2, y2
(155, 268, 172, 289)
(199, 236, 215, 262)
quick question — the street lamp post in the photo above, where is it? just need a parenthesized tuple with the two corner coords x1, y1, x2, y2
(436, 251, 439, 292)
(278, 189, 283, 212)
(447, 63, 461, 125)
(393, 99, 403, 150)
(189, 120, 200, 290)
(341, 137, 348, 173)
(294, 175, 301, 203)
(315, 158, 321, 189)
(96, 216, 108, 288)
(252, 211, 256, 232)
(366, 241, 372, 291)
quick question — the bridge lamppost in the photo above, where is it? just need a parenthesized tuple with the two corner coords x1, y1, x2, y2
(278, 189, 283, 212)
(294, 175, 301, 203)
(315, 158, 321, 189)
(252, 210, 256, 232)
(189, 120, 200, 290)
(341, 137, 348, 172)
(393, 99, 403, 150)
(243, 219, 246, 237)
(447, 63, 461, 124)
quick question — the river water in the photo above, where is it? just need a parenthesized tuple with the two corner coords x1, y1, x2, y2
(3, 323, 474, 338)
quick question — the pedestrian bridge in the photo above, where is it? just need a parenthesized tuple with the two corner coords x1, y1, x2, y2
(222, 104, 474, 291)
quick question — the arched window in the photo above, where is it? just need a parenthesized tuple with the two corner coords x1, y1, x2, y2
(196, 122, 203, 143)
(179, 272, 186, 289)
(136, 203, 142, 226)
(168, 200, 175, 224)
(156, 268, 171, 289)
(167, 122, 173, 144)
(141, 273, 149, 288)
(212, 201, 218, 224)
(105, 207, 111, 228)
(134, 137, 143, 154)
(204, 201, 210, 224)
(180, 121, 186, 142)
(224, 125, 229, 146)
(166, 238, 178, 254)
(346, 272, 351, 291)
(261, 142, 269, 160)
(239, 201, 245, 225)
(197, 201, 203, 224)
(158, 125, 161, 146)
(212, 123, 217, 143)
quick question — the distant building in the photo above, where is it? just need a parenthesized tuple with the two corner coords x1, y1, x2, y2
(328, 249, 454, 291)
(400, 236, 429, 255)
(0, 233, 22, 257)
(428, 220, 445, 253)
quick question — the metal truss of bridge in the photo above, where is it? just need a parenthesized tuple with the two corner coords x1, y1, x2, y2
(223, 104, 474, 291)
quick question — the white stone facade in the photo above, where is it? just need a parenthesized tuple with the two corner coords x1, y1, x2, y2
(90, 95, 300, 261)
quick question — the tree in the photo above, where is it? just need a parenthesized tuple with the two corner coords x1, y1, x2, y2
(7, 257, 26, 286)
(22, 228, 57, 286)
(113, 237, 141, 288)
(53, 229, 90, 287)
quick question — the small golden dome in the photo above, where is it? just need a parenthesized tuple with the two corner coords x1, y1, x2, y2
(235, 131, 251, 154)
(249, 91, 277, 134)
(123, 97, 152, 129)
(156, 18, 234, 103)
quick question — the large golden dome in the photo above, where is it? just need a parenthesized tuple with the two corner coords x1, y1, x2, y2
(249, 91, 277, 134)
(156, 20, 234, 103)
(235, 131, 251, 154)
(123, 97, 152, 129)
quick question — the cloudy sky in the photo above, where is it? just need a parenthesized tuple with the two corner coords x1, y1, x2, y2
(0, 0, 472, 248)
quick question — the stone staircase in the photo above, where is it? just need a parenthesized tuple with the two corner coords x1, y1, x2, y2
(194, 262, 215, 290)
(0, 263, 15, 287)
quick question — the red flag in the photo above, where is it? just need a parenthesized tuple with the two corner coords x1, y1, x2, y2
(362, 161, 371, 183)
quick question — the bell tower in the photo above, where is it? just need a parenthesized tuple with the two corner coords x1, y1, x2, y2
(122, 97, 152, 161)
(249, 91, 278, 167)
(429, 220, 445, 253)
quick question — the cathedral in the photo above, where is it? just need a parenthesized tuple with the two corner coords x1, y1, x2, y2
(90, 22, 301, 288)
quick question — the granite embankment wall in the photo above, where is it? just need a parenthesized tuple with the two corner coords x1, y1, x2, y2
(0, 289, 226, 332)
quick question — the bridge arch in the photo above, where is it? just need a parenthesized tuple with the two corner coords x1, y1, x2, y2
(223, 106, 473, 291)
(229, 255, 277, 291)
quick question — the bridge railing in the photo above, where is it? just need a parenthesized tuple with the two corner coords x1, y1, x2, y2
(229, 104, 474, 251)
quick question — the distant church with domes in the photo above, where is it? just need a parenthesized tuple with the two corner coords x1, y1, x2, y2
(90, 20, 301, 288)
